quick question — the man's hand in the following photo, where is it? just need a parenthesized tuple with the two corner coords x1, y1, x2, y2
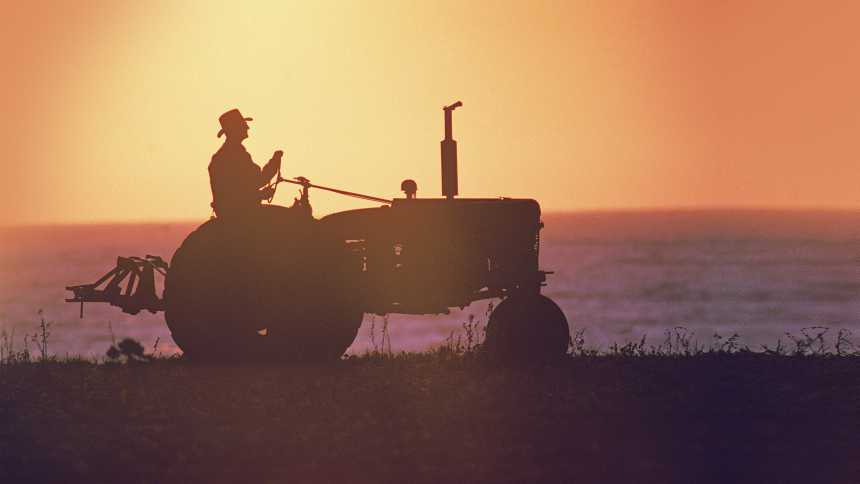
(259, 185, 276, 201)
(271, 150, 283, 172)
(261, 149, 283, 185)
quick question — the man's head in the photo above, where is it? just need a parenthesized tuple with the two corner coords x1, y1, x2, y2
(217, 108, 253, 141)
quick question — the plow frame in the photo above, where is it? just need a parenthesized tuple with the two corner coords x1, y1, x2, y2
(65, 255, 168, 317)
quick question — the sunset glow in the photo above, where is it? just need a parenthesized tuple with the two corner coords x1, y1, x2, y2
(3, 1, 860, 225)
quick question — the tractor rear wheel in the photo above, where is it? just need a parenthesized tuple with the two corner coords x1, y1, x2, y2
(164, 205, 363, 362)
(484, 294, 569, 364)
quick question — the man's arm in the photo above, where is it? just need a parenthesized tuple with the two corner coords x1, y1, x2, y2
(258, 150, 283, 188)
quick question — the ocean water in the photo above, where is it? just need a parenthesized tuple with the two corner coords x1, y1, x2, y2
(1, 210, 858, 358)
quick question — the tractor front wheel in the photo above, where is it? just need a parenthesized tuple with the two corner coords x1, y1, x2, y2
(484, 294, 569, 364)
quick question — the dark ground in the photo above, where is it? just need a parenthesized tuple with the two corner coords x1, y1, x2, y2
(1, 354, 858, 483)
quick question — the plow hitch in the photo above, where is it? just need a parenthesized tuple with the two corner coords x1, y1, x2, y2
(66, 255, 168, 318)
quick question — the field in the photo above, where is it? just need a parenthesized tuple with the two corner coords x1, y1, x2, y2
(2, 348, 858, 483)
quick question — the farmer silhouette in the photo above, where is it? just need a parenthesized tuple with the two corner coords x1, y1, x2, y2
(209, 108, 283, 218)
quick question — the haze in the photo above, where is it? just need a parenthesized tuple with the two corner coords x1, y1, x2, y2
(3, 1, 859, 226)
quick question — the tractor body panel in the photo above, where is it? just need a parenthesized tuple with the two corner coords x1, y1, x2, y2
(319, 198, 544, 315)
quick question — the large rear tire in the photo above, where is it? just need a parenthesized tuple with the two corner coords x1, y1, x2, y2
(164, 205, 363, 362)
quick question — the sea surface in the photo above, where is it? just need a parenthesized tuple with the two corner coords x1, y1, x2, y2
(1, 210, 858, 358)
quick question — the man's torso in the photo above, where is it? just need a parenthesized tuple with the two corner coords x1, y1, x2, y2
(208, 142, 263, 217)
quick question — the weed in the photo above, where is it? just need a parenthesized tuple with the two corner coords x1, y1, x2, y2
(834, 328, 856, 356)
(709, 332, 746, 354)
(761, 338, 786, 356)
(382, 315, 392, 355)
(786, 326, 831, 356)
(568, 327, 599, 356)
(152, 337, 162, 358)
(107, 321, 117, 346)
(367, 314, 393, 357)
(0, 326, 32, 365)
(30, 310, 52, 362)
(651, 327, 701, 356)
(437, 304, 492, 357)
(20, 332, 31, 363)
(603, 326, 859, 358)
(609, 334, 648, 357)
(0, 327, 13, 363)
(462, 314, 477, 352)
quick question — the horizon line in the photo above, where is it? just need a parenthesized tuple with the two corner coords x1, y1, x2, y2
(3, 205, 860, 229)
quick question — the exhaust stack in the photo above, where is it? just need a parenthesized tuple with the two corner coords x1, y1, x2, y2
(441, 101, 462, 199)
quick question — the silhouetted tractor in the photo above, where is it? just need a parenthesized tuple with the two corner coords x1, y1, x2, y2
(67, 102, 569, 362)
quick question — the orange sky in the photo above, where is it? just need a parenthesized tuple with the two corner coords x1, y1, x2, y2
(2, 1, 860, 225)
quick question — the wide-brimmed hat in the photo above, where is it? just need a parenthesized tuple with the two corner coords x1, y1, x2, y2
(217, 108, 253, 137)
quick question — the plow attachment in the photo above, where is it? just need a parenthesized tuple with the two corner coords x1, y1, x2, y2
(66, 255, 168, 317)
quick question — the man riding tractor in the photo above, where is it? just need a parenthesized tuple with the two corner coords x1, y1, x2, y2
(67, 103, 569, 362)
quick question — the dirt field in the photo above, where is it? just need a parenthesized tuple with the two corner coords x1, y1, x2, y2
(1, 354, 858, 483)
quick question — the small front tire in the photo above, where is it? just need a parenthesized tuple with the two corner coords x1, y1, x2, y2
(484, 294, 569, 364)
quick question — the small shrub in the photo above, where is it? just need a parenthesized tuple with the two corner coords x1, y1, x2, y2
(106, 338, 151, 363)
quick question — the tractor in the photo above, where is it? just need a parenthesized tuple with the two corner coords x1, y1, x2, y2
(66, 102, 569, 362)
